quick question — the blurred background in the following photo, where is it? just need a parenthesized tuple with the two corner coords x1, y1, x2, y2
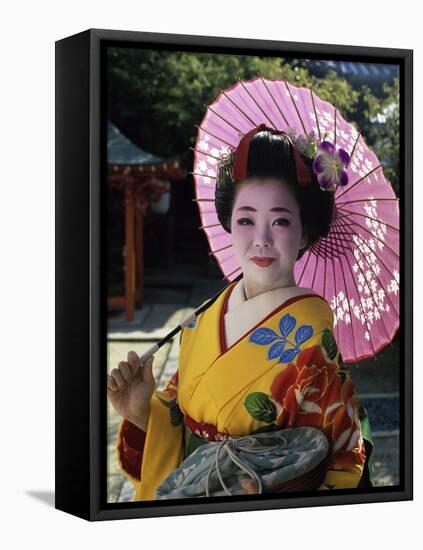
(105, 46, 400, 502)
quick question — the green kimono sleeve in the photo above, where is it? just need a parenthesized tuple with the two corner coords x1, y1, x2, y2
(357, 402, 375, 488)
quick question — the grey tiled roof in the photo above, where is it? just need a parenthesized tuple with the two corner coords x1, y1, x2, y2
(307, 60, 399, 83)
(107, 121, 164, 166)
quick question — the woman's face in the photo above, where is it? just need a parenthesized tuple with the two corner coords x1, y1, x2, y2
(230, 178, 306, 298)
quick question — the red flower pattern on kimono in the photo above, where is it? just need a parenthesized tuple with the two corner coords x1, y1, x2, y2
(270, 346, 338, 428)
(270, 344, 365, 470)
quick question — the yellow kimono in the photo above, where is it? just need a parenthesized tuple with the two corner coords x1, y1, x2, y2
(117, 281, 367, 501)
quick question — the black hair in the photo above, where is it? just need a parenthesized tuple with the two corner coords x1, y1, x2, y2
(215, 130, 335, 260)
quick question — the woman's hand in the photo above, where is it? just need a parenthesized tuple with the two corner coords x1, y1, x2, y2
(107, 351, 156, 431)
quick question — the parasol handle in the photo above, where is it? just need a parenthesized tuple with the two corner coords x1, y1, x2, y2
(137, 311, 196, 364)
(137, 273, 242, 365)
(138, 343, 160, 365)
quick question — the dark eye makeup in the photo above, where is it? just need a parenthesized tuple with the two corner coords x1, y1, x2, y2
(273, 218, 291, 226)
(236, 217, 291, 226)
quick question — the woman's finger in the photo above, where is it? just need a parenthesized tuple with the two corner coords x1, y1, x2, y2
(118, 361, 132, 382)
(107, 374, 119, 392)
(140, 355, 155, 385)
(110, 367, 126, 390)
(127, 350, 139, 370)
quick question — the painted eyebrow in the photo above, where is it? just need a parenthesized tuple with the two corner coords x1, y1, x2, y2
(236, 206, 293, 214)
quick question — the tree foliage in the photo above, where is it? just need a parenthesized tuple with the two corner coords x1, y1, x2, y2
(359, 78, 400, 195)
(108, 48, 399, 195)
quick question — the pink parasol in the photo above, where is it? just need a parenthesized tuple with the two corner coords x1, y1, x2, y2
(192, 77, 399, 364)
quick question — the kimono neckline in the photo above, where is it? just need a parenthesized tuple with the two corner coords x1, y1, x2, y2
(219, 284, 325, 355)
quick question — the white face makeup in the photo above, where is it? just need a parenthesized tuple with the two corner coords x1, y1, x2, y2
(230, 178, 307, 299)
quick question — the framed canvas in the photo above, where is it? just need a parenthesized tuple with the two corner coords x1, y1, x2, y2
(55, 28, 413, 521)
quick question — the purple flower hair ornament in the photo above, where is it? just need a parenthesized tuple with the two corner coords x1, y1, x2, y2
(312, 140, 350, 192)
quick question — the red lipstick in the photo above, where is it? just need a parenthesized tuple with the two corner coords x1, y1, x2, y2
(250, 256, 276, 268)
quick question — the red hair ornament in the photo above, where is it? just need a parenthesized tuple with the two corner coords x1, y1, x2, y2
(232, 124, 313, 186)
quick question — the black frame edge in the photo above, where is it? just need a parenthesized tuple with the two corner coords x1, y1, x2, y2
(402, 48, 413, 501)
(55, 29, 92, 521)
(90, 29, 104, 521)
(88, 28, 412, 59)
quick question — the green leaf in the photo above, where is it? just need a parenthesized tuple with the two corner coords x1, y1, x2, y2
(244, 392, 277, 423)
(156, 394, 173, 408)
(170, 401, 184, 427)
(339, 369, 348, 385)
(322, 329, 338, 360)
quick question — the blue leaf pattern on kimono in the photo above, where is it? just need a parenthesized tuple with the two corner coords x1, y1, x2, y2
(279, 348, 300, 363)
(249, 313, 314, 364)
(295, 325, 313, 346)
(268, 341, 285, 360)
(279, 314, 296, 337)
(249, 327, 280, 345)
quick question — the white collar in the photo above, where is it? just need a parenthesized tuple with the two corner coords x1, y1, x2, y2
(227, 278, 315, 311)
(224, 279, 315, 349)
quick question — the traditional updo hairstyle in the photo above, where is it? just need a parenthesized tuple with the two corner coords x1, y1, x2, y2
(215, 129, 335, 260)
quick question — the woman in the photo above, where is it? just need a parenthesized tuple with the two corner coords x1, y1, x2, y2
(107, 127, 370, 501)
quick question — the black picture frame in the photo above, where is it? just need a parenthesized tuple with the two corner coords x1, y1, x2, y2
(55, 28, 413, 521)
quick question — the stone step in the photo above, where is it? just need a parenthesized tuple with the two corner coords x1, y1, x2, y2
(107, 304, 195, 341)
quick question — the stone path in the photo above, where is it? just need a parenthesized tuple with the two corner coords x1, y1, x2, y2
(107, 303, 194, 503)
(107, 295, 400, 502)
